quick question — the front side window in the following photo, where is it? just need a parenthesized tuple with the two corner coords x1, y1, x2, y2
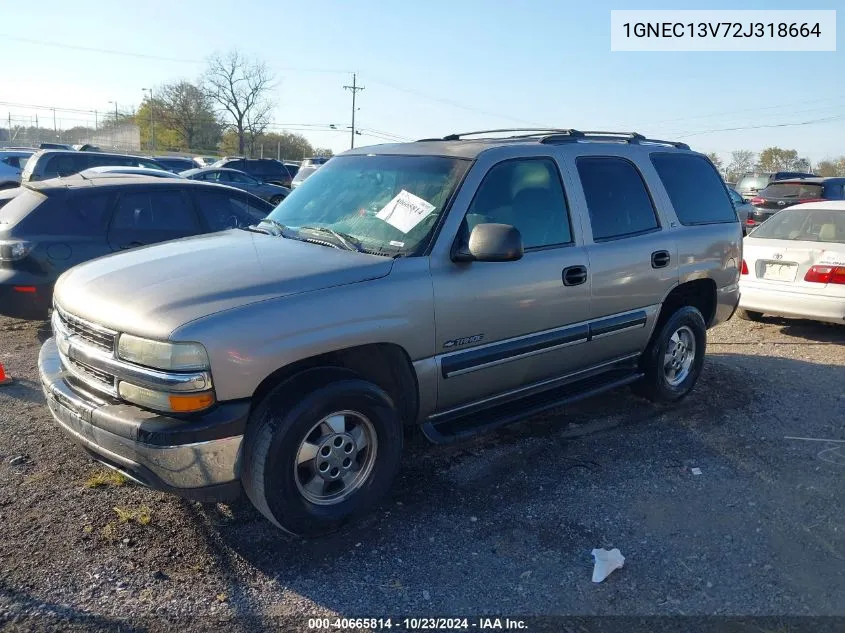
(195, 190, 268, 231)
(465, 158, 572, 248)
(577, 157, 659, 241)
(266, 154, 469, 256)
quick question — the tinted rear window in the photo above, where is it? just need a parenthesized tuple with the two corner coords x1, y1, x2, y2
(576, 157, 659, 240)
(44, 153, 89, 178)
(760, 183, 824, 199)
(651, 153, 736, 225)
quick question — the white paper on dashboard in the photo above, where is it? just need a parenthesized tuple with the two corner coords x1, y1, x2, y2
(375, 190, 436, 234)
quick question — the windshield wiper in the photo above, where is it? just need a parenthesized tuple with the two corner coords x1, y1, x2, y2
(255, 218, 290, 236)
(298, 226, 363, 252)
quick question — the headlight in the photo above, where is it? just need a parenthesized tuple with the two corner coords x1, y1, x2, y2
(0, 240, 34, 261)
(117, 334, 209, 371)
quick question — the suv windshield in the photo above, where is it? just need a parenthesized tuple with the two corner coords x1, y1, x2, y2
(266, 154, 469, 256)
(750, 208, 845, 242)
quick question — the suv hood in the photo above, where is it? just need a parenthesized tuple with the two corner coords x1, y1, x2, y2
(54, 230, 395, 338)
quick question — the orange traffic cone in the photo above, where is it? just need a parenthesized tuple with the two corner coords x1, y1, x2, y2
(0, 363, 12, 386)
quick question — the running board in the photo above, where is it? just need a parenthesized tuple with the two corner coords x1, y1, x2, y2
(421, 369, 644, 445)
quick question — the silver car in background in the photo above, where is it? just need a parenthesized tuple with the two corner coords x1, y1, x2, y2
(738, 201, 845, 324)
(727, 187, 754, 234)
(0, 149, 36, 189)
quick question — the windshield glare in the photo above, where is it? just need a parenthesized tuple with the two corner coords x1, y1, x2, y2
(737, 175, 770, 190)
(267, 154, 468, 255)
(750, 208, 845, 243)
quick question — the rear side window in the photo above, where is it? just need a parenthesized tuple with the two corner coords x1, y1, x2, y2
(44, 153, 89, 178)
(112, 190, 199, 231)
(67, 192, 114, 230)
(576, 157, 659, 241)
(651, 153, 737, 225)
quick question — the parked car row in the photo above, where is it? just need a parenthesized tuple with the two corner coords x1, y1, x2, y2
(0, 174, 273, 319)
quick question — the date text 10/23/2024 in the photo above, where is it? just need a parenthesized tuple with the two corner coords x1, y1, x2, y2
(308, 618, 528, 630)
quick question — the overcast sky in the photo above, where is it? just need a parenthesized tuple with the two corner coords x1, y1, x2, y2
(1, 0, 842, 162)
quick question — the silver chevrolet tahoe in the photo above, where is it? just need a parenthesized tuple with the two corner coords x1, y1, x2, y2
(38, 129, 742, 536)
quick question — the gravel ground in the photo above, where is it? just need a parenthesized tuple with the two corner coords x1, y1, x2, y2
(0, 313, 843, 631)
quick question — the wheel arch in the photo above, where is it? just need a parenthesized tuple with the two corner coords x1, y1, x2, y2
(249, 342, 420, 426)
(657, 278, 717, 330)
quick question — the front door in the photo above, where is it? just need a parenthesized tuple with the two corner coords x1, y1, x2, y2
(431, 157, 591, 412)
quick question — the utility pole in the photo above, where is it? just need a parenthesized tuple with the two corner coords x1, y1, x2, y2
(94, 110, 98, 131)
(35, 113, 38, 145)
(52, 108, 57, 137)
(343, 73, 364, 149)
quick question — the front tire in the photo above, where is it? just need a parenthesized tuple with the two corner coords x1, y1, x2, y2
(634, 306, 707, 404)
(241, 378, 403, 537)
(269, 194, 285, 206)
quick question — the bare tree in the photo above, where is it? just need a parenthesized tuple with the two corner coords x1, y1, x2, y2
(203, 50, 275, 155)
(156, 81, 221, 151)
(726, 150, 755, 182)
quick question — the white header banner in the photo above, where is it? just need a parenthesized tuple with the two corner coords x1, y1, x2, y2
(611, 10, 836, 52)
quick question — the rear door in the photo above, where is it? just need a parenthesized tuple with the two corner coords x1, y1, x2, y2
(107, 187, 201, 251)
(565, 152, 677, 364)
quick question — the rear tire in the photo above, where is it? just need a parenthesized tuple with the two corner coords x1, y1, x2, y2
(736, 308, 763, 322)
(241, 377, 403, 537)
(634, 306, 707, 404)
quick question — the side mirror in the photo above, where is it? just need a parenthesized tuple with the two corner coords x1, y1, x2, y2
(454, 223, 524, 262)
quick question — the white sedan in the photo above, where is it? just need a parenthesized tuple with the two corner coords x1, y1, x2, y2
(738, 201, 845, 325)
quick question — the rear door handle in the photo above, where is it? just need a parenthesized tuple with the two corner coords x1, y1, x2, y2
(651, 250, 670, 269)
(562, 265, 588, 286)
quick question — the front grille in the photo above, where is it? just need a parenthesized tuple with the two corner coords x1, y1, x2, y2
(56, 310, 116, 353)
(68, 357, 114, 388)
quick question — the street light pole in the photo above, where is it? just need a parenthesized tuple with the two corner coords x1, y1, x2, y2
(142, 88, 156, 153)
(108, 101, 119, 148)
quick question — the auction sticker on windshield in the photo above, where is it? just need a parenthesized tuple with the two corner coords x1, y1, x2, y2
(376, 190, 436, 233)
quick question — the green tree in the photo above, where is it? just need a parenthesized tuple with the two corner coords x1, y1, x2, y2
(137, 99, 181, 152)
(756, 147, 811, 172)
(815, 157, 845, 177)
(155, 81, 222, 152)
(705, 152, 723, 173)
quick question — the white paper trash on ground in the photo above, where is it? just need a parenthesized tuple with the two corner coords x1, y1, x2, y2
(591, 548, 625, 583)
(691, 467, 702, 475)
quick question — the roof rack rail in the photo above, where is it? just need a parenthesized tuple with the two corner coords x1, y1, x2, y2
(423, 128, 574, 142)
(539, 130, 689, 150)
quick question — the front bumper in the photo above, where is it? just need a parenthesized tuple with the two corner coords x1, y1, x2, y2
(39, 337, 249, 501)
(739, 283, 845, 324)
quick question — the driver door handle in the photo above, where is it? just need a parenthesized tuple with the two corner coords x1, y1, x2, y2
(562, 265, 588, 286)
(651, 250, 671, 269)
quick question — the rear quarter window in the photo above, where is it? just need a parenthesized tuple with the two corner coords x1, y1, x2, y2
(0, 188, 48, 229)
(651, 153, 737, 225)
